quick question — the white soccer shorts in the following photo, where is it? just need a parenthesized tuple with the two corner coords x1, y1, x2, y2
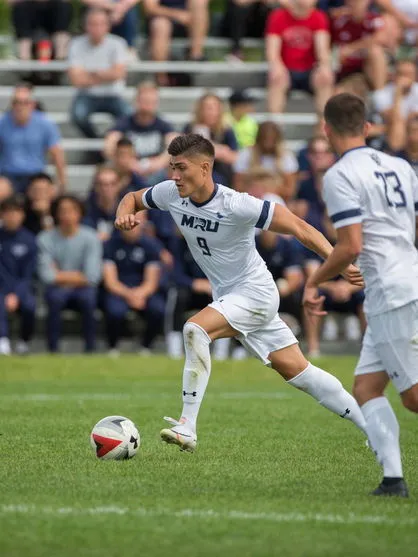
(209, 282, 298, 365)
(355, 301, 418, 393)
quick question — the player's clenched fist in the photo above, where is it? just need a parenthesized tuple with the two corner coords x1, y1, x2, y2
(114, 213, 141, 230)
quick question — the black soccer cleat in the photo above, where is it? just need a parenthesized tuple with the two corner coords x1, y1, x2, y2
(371, 478, 409, 498)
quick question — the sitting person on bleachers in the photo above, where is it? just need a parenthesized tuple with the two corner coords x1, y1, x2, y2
(9, 0, 72, 60)
(143, 0, 209, 85)
(104, 82, 176, 185)
(265, 0, 333, 114)
(226, 90, 258, 150)
(221, 0, 272, 63)
(387, 115, 418, 177)
(0, 196, 37, 356)
(0, 176, 13, 206)
(102, 225, 165, 354)
(113, 137, 148, 193)
(24, 173, 55, 235)
(37, 195, 103, 353)
(68, 8, 130, 139)
(184, 93, 238, 186)
(256, 228, 304, 334)
(0, 83, 66, 193)
(81, 0, 140, 60)
(85, 166, 122, 242)
(233, 121, 298, 202)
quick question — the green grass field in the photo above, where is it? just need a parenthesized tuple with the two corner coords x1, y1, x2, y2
(0, 355, 417, 557)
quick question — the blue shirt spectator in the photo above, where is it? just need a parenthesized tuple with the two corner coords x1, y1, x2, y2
(0, 84, 65, 193)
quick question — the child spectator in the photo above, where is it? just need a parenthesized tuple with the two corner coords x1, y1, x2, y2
(103, 226, 166, 354)
(265, 0, 333, 114)
(37, 196, 103, 353)
(0, 196, 37, 355)
(24, 173, 55, 235)
(226, 90, 258, 150)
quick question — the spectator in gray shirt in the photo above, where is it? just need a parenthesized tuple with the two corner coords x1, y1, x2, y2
(68, 8, 131, 138)
(37, 195, 103, 352)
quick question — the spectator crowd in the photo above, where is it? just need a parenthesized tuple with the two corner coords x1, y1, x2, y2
(1, 0, 418, 356)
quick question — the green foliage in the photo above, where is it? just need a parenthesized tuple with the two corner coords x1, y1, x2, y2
(0, 355, 417, 557)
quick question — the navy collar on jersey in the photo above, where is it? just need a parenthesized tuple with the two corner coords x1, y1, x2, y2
(189, 183, 219, 207)
(339, 145, 368, 159)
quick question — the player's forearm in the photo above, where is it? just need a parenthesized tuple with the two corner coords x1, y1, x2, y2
(116, 191, 144, 217)
(308, 243, 360, 287)
(295, 220, 333, 262)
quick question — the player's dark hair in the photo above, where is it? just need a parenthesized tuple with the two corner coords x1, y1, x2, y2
(51, 195, 85, 222)
(29, 172, 53, 186)
(0, 194, 25, 212)
(116, 137, 134, 149)
(168, 133, 215, 160)
(324, 93, 366, 137)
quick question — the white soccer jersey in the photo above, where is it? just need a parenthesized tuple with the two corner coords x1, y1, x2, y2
(142, 181, 276, 299)
(323, 146, 418, 316)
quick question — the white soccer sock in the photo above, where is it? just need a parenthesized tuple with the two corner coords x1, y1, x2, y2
(180, 322, 212, 432)
(361, 397, 403, 478)
(166, 331, 183, 359)
(288, 363, 367, 434)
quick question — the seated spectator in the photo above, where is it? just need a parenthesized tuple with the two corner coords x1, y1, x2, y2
(104, 82, 176, 185)
(113, 137, 148, 192)
(243, 168, 286, 206)
(0, 83, 66, 193)
(24, 172, 55, 235)
(375, 0, 418, 46)
(10, 0, 72, 60)
(0, 176, 13, 205)
(331, 0, 388, 91)
(143, 0, 209, 85)
(68, 8, 130, 139)
(103, 226, 165, 354)
(221, 0, 271, 63)
(334, 73, 386, 150)
(184, 93, 238, 186)
(81, 0, 140, 58)
(296, 135, 336, 217)
(373, 58, 418, 124)
(233, 121, 298, 202)
(256, 229, 304, 332)
(387, 115, 418, 176)
(265, 0, 334, 114)
(37, 195, 103, 353)
(85, 166, 122, 242)
(225, 90, 258, 150)
(0, 196, 37, 356)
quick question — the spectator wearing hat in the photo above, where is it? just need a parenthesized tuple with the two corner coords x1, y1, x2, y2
(37, 195, 103, 353)
(226, 90, 258, 150)
(0, 195, 37, 356)
(0, 83, 66, 193)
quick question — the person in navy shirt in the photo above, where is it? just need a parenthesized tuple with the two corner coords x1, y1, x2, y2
(0, 84, 66, 193)
(0, 196, 37, 355)
(113, 137, 148, 194)
(85, 167, 122, 242)
(256, 228, 304, 326)
(102, 225, 166, 352)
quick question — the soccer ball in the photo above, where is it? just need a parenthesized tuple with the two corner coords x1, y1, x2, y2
(90, 415, 140, 460)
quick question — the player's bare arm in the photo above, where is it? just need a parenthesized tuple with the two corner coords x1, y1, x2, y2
(114, 188, 149, 230)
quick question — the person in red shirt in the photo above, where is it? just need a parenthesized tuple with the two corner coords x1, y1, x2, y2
(331, 0, 389, 90)
(265, 0, 334, 114)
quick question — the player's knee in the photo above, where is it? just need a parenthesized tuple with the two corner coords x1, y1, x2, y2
(183, 321, 211, 351)
(401, 388, 418, 413)
(353, 378, 384, 406)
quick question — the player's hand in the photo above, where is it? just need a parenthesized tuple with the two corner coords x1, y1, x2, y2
(303, 282, 326, 318)
(114, 213, 141, 231)
(342, 264, 364, 288)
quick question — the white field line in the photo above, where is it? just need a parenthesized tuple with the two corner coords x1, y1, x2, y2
(0, 505, 415, 526)
(0, 392, 291, 402)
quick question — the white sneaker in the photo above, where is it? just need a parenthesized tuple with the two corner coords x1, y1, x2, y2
(322, 316, 339, 341)
(0, 337, 11, 355)
(15, 341, 29, 355)
(344, 315, 361, 341)
(160, 417, 197, 452)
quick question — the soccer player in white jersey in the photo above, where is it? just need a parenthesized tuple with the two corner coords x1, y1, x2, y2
(304, 93, 418, 498)
(115, 133, 368, 462)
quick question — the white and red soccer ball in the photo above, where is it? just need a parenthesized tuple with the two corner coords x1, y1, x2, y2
(91, 416, 140, 460)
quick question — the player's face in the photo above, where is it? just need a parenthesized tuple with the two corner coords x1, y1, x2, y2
(1, 208, 25, 231)
(170, 156, 209, 197)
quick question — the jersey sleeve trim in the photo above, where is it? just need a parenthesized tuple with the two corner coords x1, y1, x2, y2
(330, 208, 362, 224)
(255, 200, 272, 229)
(143, 187, 158, 209)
